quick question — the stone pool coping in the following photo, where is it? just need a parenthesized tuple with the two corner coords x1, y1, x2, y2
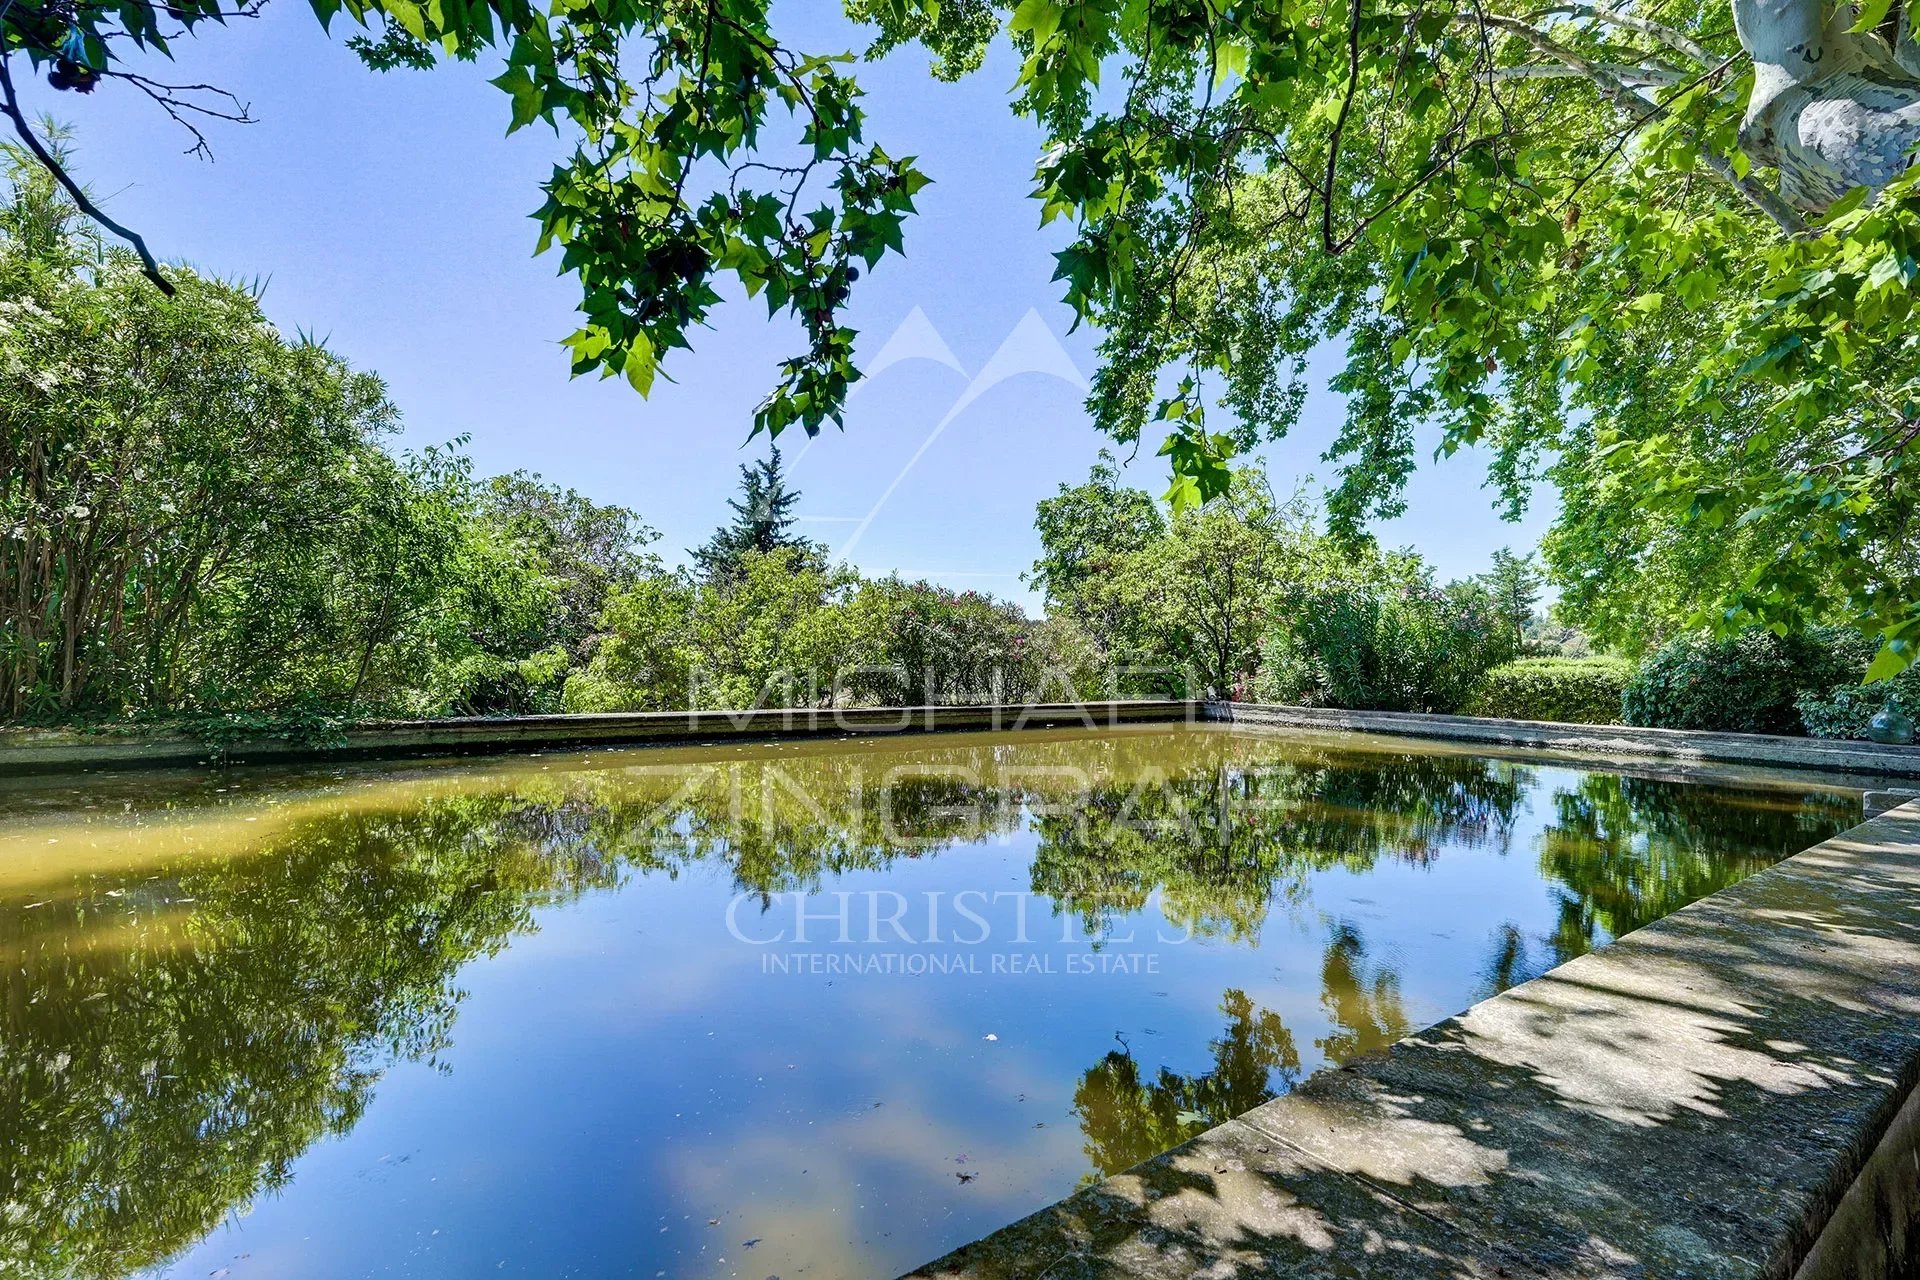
(0, 700, 1200, 773)
(9, 699, 1920, 784)
(904, 798, 1920, 1280)
(1206, 701, 1920, 781)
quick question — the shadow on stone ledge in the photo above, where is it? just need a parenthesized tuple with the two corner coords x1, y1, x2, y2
(907, 807, 1920, 1280)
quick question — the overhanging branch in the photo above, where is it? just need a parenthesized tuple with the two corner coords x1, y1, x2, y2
(1474, 12, 1808, 234)
(0, 51, 175, 293)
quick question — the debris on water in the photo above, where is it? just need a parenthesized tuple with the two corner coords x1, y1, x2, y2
(955, 1172, 976, 1184)
(707, 1218, 720, 1226)
(982, 1033, 997, 1041)
(742, 1238, 761, 1248)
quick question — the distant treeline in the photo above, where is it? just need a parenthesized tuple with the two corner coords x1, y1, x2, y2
(0, 144, 1545, 732)
(6, 143, 1902, 740)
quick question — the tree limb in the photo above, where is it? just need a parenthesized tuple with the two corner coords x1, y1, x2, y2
(1530, 2, 1716, 64)
(1474, 12, 1808, 233)
(1493, 60, 1688, 83)
(0, 52, 175, 293)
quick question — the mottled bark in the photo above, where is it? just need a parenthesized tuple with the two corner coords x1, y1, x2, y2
(1734, 0, 1920, 210)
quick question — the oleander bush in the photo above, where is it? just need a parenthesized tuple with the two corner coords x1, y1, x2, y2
(1620, 628, 1877, 735)
(1463, 657, 1633, 725)
(1254, 579, 1516, 714)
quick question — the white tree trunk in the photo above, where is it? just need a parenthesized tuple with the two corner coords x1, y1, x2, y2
(1734, 0, 1920, 210)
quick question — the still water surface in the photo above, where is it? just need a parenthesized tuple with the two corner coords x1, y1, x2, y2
(0, 725, 1862, 1279)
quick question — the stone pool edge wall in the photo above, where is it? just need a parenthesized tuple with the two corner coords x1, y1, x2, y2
(905, 798, 1920, 1280)
(1208, 700, 1920, 782)
(11, 698, 1920, 785)
(0, 701, 1201, 773)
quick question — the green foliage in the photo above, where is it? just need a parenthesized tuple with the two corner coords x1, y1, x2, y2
(567, 552, 1112, 712)
(1111, 473, 1333, 697)
(1029, 451, 1165, 633)
(13, 0, 1920, 672)
(845, 576, 1110, 705)
(479, 471, 660, 664)
(0, 157, 654, 728)
(157, 702, 355, 755)
(1031, 461, 1542, 709)
(1006, 0, 1920, 672)
(5, 0, 932, 442)
(563, 574, 700, 713)
(1481, 549, 1545, 653)
(1463, 657, 1634, 725)
(1256, 575, 1518, 714)
(1794, 668, 1920, 740)
(691, 446, 811, 583)
(1620, 628, 1876, 734)
(1033, 466, 1352, 697)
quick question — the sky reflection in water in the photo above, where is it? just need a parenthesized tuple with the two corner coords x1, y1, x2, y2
(0, 725, 1863, 1279)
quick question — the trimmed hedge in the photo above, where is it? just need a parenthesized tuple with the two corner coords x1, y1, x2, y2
(1462, 657, 1633, 725)
(1620, 627, 1876, 735)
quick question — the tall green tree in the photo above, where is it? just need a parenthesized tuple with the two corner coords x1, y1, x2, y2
(0, 144, 656, 724)
(1113, 471, 1326, 697)
(1482, 548, 1546, 652)
(0, 142, 413, 719)
(692, 447, 811, 583)
(479, 472, 658, 661)
(1030, 452, 1166, 639)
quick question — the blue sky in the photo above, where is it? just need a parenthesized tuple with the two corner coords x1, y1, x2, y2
(34, 5, 1555, 611)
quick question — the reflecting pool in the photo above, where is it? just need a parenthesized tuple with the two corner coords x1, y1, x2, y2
(0, 725, 1863, 1279)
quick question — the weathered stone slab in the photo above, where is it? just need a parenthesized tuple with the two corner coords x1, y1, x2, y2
(0, 701, 1199, 773)
(1212, 702, 1920, 780)
(907, 804, 1920, 1280)
(912, 1118, 1501, 1280)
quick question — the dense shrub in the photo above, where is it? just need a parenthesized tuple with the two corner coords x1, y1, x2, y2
(1254, 580, 1515, 713)
(1620, 628, 1876, 735)
(1463, 657, 1633, 724)
(1795, 667, 1920, 740)
(564, 556, 1116, 713)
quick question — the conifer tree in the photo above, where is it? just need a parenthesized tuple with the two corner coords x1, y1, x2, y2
(693, 448, 809, 581)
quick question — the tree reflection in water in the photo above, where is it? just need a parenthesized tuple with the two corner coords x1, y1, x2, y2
(1070, 918, 1413, 1180)
(0, 730, 1861, 1277)
(1073, 989, 1301, 1179)
(1029, 742, 1531, 941)
(1, 792, 620, 1279)
(1474, 771, 1861, 996)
